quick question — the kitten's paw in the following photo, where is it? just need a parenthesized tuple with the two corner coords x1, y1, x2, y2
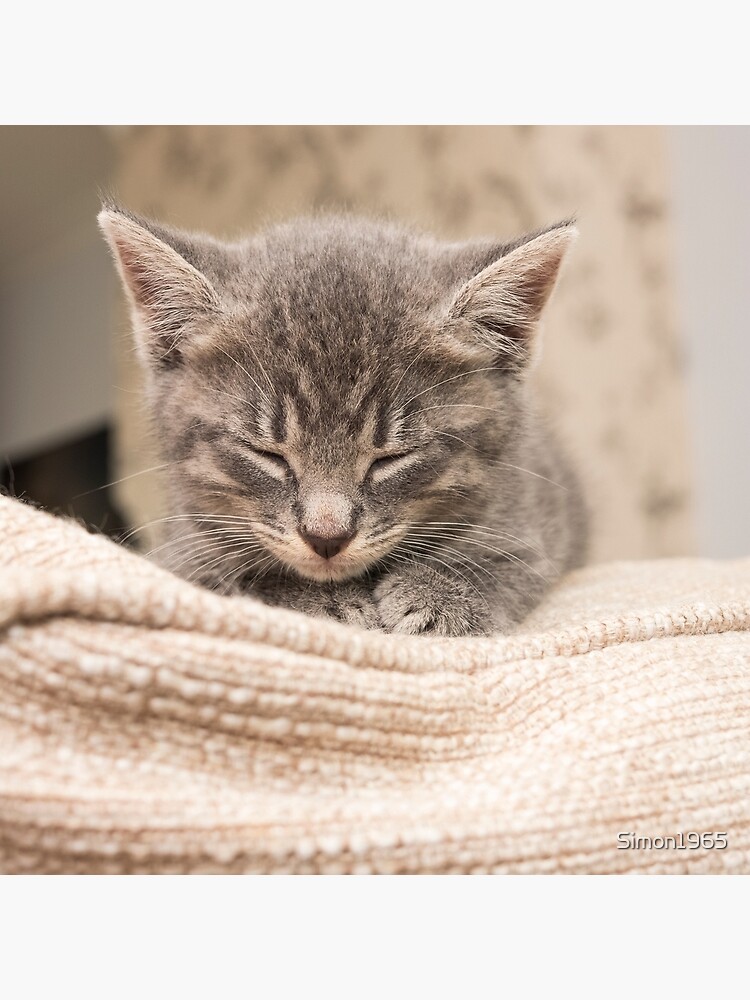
(374, 568, 489, 637)
(320, 583, 382, 630)
(249, 577, 382, 630)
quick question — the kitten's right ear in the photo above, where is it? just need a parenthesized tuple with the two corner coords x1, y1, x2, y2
(443, 222, 577, 372)
(98, 207, 220, 366)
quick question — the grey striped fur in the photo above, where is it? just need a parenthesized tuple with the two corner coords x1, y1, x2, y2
(100, 208, 587, 635)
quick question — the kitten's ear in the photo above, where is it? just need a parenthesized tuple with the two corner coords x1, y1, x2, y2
(98, 206, 220, 366)
(445, 222, 577, 371)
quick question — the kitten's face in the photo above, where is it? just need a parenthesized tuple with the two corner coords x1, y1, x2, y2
(168, 334, 505, 584)
(100, 211, 573, 588)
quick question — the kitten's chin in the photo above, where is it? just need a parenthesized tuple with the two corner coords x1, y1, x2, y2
(292, 558, 368, 583)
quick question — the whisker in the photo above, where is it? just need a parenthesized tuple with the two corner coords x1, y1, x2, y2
(213, 344, 273, 409)
(407, 526, 551, 584)
(416, 403, 500, 416)
(489, 461, 568, 491)
(165, 539, 254, 579)
(201, 385, 259, 410)
(390, 341, 439, 399)
(121, 512, 275, 545)
(401, 538, 486, 604)
(414, 521, 551, 563)
(431, 429, 472, 448)
(240, 337, 276, 398)
(185, 538, 270, 588)
(146, 527, 243, 561)
(402, 532, 539, 604)
(386, 544, 491, 613)
(429, 430, 568, 491)
(151, 529, 254, 570)
(401, 366, 498, 409)
(401, 537, 494, 591)
(73, 461, 179, 501)
(240, 553, 280, 593)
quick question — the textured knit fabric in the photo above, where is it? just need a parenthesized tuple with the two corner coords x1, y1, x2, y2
(1, 494, 748, 874)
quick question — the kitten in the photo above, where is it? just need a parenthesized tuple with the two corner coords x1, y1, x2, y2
(99, 206, 587, 636)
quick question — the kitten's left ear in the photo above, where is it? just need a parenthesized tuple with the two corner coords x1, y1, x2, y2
(98, 206, 222, 367)
(446, 222, 577, 371)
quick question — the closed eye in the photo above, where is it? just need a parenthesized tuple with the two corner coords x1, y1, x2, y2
(368, 450, 417, 479)
(245, 445, 291, 477)
(252, 446, 287, 464)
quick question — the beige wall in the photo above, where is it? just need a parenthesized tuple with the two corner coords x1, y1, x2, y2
(0, 127, 115, 458)
(110, 126, 695, 562)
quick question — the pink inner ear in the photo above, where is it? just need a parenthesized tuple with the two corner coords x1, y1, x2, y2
(111, 233, 163, 312)
(101, 212, 219, 352)
(445, 225, 576, 369)
(511, 254, 566, 317)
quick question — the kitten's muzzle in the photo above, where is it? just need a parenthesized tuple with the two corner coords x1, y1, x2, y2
(299, 527, 356, 560)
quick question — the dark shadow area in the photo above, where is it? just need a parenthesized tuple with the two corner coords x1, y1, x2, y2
(1, 425, 130, 542)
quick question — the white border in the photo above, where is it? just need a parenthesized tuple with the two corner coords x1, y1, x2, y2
(1, 876, 745, 999)
(3, 3, 749, 123)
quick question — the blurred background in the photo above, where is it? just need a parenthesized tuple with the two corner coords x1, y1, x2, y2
(1, 126, 747, 561)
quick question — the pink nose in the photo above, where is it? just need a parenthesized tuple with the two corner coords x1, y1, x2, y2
(300, 528, 356, 559)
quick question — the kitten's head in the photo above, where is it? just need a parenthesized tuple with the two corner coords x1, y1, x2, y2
(100, 207, 575, 587)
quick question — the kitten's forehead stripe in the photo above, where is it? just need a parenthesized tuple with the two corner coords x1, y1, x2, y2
(270, 398, 287, 443)
(347, 383, 381, 436)
(286, 376, 313, 421)
(372, 403, 390, 449)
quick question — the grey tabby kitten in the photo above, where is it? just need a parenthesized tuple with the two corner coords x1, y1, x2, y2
(99, 206, 587, 636)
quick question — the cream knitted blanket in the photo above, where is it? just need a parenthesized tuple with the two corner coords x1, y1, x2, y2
(1, 494, 749, 874)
